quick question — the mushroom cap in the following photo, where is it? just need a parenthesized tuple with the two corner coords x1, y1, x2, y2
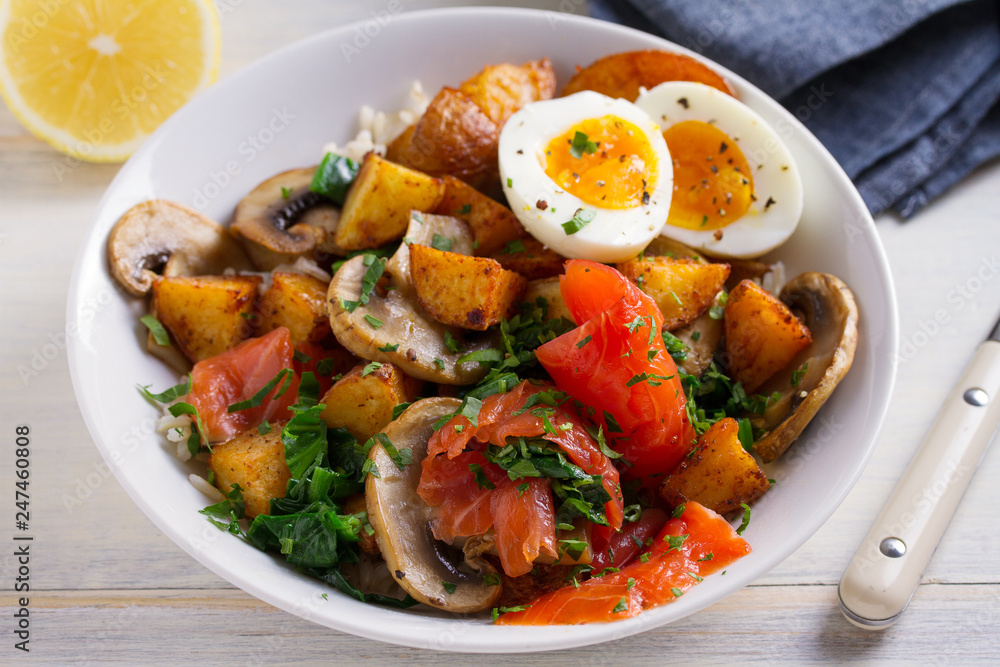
(230, 167, 343, 269)
(751, 272, 859, 462)
(107, 199, 253, 297)
(366, 398, 502, 613)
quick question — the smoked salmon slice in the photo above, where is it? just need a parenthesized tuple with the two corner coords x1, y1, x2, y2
(187, 327, 300, 442)
(496, 501, 750, 624)
(417, 380, 624, 576)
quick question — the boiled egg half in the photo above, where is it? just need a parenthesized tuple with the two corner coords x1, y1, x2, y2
(635, 81, 803, 258)
(498, 91, 673, 262)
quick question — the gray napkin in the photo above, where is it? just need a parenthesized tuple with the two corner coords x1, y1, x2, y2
(589, 0, 1000, 218)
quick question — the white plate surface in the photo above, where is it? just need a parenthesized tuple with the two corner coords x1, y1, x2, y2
(67, 7, 898, 653)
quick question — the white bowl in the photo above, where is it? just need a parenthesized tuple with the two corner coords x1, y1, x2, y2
(67, 7, 898, 653)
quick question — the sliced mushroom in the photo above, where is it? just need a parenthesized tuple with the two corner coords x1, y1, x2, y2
(750, 272, 859, 462)
(671, 291, 725, 378)
(366, 397, 502, 613)
(328, 255, 493, 384)
(230, 168, 344, 270)
(108, 200, 253, 297)
(328, 211, 492, 385)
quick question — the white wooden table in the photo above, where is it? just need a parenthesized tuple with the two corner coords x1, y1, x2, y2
(2, 1, 999, 663)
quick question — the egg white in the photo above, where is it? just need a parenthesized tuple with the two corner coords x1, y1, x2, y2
(635, 81, 803, 259)
(497, 91, 673, 263)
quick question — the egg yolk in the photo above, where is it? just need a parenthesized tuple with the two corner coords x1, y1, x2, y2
(543, 115, 657, 209)
(662, 120, 754, 230)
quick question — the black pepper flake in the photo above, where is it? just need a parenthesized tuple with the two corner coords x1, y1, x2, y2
(572, 172, 579, 179)
(677, 97, 689, 108)
(642, 191, 650, 205)
(596, 180, 606, 187)
(395, 570, 406, 580)
(781, 165, 789, 171)
(725, 192, 732, 204)
(619, 155, 626, 162)
(710, 165, 718, 173)
(764, 196, 776, 210)
(536, 199, 548, 210)
(516, 149, 523, 154)
(719, 141, 728, 153)
(713, 230, 724, 241)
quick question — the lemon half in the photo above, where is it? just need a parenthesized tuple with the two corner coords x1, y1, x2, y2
(0, 0, 220, 162)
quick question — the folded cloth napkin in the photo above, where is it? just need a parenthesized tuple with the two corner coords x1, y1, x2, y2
(588, 0, 1000, 218)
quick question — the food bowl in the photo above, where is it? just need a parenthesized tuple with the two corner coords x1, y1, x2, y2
(67, 7, 898, 653)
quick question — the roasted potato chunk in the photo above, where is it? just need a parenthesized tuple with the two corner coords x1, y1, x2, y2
(410, 244, 527, 330)
(459, 59, 557, 125)
(387, 59, 555, 189)
(561, 50, 736, 101)
(490, 235, 566, 280)
(617, 256, 729, 330)
(334, 153, 445, 250)
(209, 427, 290, 519)
(152, 274, 261, 362)
(319, 362, 421, 444)
(522, 277, 574, 323)
(660, 418, 770, 514)
(255, 272, 330, 347)
(724, 279, 812, 393)
(433, 175, 525, 255)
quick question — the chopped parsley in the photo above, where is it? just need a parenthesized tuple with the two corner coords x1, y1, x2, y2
(736, 502, 752, 536)
(359, 254, 387, 306)
(377, 343, 399, 352)
(469, 463, 496, 490)
(441, 581, 457, 594)
(367, 432, 411, 471)
(576, 335, 593, 349)
(790, 361, 810, 387)
(364, 314, 384, 329)
(227, 368, 293, 413)
(708, 291, 729, 319)
(561, 207, 596, 235)
(663, 533, 689, 552)
(431, 233, 453, 252)
(456, 203, 472, 215)
(612, 597, 629, 613)
(140, 314, 171, 346)
(361, 361, 382, 377)
(569, 131, 599, 159)
(498, 238, 526, 255)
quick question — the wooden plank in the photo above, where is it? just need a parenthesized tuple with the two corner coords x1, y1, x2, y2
(5, 584, 998, 663)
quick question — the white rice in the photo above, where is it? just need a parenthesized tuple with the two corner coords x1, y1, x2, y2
(322, 80, 430, 163)
(760, 260, 787, 294)
(189, 474, 225, 502)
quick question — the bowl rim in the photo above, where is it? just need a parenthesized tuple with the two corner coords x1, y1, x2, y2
(66, 5, 898, 653)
